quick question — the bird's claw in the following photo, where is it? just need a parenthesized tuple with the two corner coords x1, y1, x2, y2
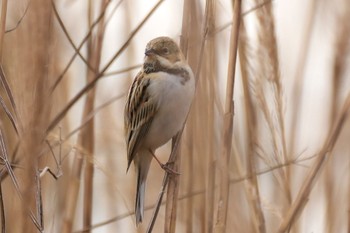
(161, 162, 180, 175)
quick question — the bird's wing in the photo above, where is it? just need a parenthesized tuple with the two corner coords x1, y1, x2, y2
(124, 71, 158, 171)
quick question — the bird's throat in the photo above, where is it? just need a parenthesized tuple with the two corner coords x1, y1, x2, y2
(143, 60, 190, 85)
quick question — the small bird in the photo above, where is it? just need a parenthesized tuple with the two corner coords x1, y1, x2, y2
(124, 36, 195, 224)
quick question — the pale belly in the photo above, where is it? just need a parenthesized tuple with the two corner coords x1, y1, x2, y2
(141, 71, 194, 150)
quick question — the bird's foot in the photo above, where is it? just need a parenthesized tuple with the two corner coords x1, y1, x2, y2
(160, 162, 180, 175)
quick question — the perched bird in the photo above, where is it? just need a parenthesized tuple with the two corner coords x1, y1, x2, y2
(124, 36, 195, 224)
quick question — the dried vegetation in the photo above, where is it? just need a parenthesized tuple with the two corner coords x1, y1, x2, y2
(0, 0, 349, 232)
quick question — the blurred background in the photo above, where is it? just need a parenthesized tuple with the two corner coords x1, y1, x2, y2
(0, 0, 349, 232)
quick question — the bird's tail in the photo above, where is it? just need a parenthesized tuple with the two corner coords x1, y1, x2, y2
(135, 151, 152, 225)
(135, 168, 146, 225)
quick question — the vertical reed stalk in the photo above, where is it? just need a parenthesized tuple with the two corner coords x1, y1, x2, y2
(214, 0, 241, 232)
(164, 1, 192, 231)
(0, 0, 7, 61)
(204, 0, 217, 232)
(82, 1, 108, 232)
(61, 2, 108, 232)
(288, 0, 317, 159)
(325, 3, 350, 232)
(239, 19, 266, 233)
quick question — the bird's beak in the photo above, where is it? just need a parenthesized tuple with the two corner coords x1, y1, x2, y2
(145, 48, 156, 56)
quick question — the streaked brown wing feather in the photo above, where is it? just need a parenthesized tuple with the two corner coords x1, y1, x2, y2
(124, 71, 158, 171)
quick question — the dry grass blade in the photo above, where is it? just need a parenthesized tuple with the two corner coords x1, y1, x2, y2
(50, 0, 112, 91)
(277, 94, 350, 233)
(288, 0, 317, 159)
(46, 0, 164, 134)
(242, 0, 274, 17)
(51, 1, 96, 76)
(0, 96, 18, 135)
(213, 0, 274, 36)
(65, 93, 125, 140)
(5, 0, 31, 33)
(214, 0, 241, 232)
(98, 0, 164, 76)
(238, 19, 266, 233)
(230, 153, 317, 184)
(0, 66, 20, 132)
(0, 128, 42, 231)
(102, 64, 141, 78)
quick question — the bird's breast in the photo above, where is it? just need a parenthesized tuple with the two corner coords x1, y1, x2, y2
(143, 71, 195, 150)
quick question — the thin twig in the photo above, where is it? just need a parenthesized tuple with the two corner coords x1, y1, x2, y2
(39, 93, 124, 161)
(65, 93, 125, 139)
(35, 170, 44, 230)
(102, 64, 141, 78)
(0, 95, 18, 135)
(210, 0, 274, 36)
(50, 0, 112, 91)
(238, 17, 266, 233)
(5, 0, 31, 33)
(0, 65, 20, 133)
(51, 1, 96, 75)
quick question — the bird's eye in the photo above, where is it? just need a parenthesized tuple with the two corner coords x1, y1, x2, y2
(162, 48, 169, 54)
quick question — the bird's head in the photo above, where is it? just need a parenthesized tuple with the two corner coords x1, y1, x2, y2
(144, 37, 184, 66)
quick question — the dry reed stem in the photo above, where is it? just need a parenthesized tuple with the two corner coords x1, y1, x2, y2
(325, 3, 350, 231)
(277, 94, 350, 233)
(203, 0, 217, 232)
(63, 0, 109, 229)
(82, 1, 109, 231)
(164, 136, 182, 233)
(61, 2, 109, 231)
(213, 0, 241, 232)
(238, 19, 266, 233)
(0, 0, 7, 61)
(163, 0, 193, 232)
(254, 0, 292, 210)
(288, 0, 317, 160)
